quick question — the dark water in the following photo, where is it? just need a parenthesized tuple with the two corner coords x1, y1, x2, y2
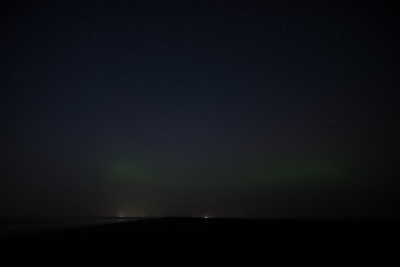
(0, 217, 140, 237)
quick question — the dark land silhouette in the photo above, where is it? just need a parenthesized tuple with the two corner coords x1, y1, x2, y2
(2, 217, 398, 265)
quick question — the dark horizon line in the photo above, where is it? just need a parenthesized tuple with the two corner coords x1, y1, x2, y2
(1, 215, 399, 222)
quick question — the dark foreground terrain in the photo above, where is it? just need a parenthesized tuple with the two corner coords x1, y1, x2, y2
(2, 218, 398, 265)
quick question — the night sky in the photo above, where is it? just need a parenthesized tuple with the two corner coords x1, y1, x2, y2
(1, 1, 399, 218)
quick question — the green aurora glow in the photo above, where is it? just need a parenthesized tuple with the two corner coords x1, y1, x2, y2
(108, 154, 353, 190)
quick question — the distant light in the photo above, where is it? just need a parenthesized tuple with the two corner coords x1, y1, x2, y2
(204, 216, 208, 219)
